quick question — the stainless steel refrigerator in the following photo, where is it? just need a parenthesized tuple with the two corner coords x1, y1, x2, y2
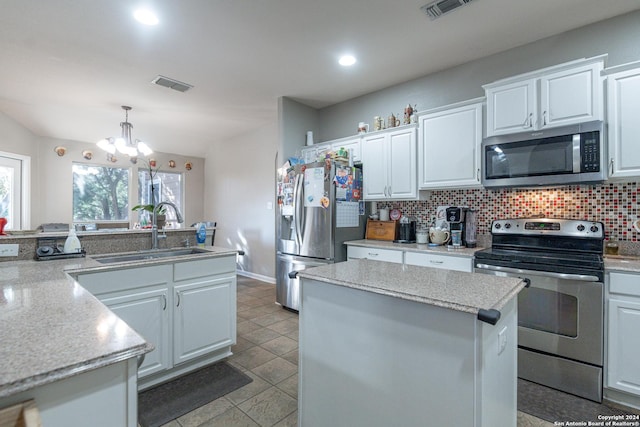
(276, 160, 367, 311)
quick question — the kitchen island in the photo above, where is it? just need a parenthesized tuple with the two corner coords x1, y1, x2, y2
(297, 259, 525, 427)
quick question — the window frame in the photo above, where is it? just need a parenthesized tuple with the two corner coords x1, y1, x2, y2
(0, 150, 31, 230)
(72, 162, 131, 225)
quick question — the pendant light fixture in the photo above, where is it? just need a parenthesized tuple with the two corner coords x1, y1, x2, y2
(96, 106, 153, 161)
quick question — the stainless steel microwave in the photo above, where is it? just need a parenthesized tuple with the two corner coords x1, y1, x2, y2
(481, 120, 605, 188)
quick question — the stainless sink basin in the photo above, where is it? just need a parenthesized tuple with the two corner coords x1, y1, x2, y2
(93, 248, 210, 264)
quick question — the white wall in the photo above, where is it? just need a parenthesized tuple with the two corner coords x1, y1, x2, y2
(315, 10, 640, 142)
(0, 112, 39, 228)
(204, 122, 278, 280)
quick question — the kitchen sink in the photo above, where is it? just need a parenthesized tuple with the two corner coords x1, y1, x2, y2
(93, 248, 211, 264)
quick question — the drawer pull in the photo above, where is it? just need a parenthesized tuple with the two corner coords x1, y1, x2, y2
(368, 252, 379, 257)
(430, 260, 444, 264)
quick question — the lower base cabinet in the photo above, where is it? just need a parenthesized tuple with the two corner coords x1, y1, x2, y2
(347, 245, 473, 273)
(174, 275, 235, 364)
(404, 251, 473, 272)
(101, 286, 171, 377)
(76, 255, 237, 390)
(607, 272, 640, 400)
(346, 245, 403, 263)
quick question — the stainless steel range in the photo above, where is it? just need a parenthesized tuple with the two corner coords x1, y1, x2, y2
(474, 218, 605, 402)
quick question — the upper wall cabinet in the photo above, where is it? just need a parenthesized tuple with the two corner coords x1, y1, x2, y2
(418, 99, 483, 189)
(606, 63, 640, 179)
(484, 57, 604, 137)
(301, 136, 361, 164)
(361, 125, 418, 200)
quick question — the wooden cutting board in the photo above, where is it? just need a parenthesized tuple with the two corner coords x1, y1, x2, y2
(365, 220, 397, 241)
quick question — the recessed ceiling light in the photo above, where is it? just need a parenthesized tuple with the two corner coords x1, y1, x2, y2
(133, 8, 159, 26)
(339, 55, 357, 67)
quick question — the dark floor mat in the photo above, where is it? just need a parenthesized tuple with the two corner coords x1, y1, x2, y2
(518, 379, 638, 423)
(138, 361, 252, 427)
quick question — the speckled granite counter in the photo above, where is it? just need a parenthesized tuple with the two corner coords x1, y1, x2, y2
(298, 258, 524, 314)
(605, 255, 640, 273)
(345, 239, 483, 258)
(0, 246, 237, 399)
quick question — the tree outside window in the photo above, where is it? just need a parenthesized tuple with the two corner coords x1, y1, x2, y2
(73, 164, 129, 221)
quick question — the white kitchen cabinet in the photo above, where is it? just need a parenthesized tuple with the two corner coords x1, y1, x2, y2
(419, 99, 483, 189)
(347, 245, 403, 263)
(361, 126, 417, 200)
(301, 137, 361, 164)
(301, 143, 327, 164)
(331, 136, 361, 163)
(607, 272, 640, 398)
(404, 251, 473, 272)
(606, 63, 640, 179)
(76, 254, 237, 390)
(76, 264, 172, 379)
(174, 275, 235, 364)
(485, 58, 604, 136)
(486, 79, 536, 136)
(100, 287, 171, 377)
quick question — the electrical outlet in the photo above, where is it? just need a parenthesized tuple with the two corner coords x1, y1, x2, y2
(0, 244, 19, 257)
(498, 326, 508, 355)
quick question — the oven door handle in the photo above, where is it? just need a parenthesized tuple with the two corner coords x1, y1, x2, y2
(475, 264, 601, 282)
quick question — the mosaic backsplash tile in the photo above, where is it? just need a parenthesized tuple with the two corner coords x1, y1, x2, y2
(379, 182, 640, 242)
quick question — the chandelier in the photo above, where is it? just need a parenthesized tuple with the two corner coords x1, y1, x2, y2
(96, 106, 153, 161)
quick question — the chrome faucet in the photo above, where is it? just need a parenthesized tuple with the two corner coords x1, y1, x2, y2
(151, 201, 184, 250)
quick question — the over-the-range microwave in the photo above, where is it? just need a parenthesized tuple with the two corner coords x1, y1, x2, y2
(481, 120, 605, 188)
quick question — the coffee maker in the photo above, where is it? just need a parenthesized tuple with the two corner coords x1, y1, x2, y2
(445, 207, 477, 248)
(395, 216, 416, 243)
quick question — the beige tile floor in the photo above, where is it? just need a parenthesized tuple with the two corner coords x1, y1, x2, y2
(159, 276, 553, 427)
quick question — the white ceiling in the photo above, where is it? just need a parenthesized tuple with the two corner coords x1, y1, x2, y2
(1, 0, 639, 158)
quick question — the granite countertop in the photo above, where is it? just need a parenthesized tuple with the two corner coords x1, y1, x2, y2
(604, 255, 640, 273)
(299, 258, 525, 315)
(345, 239, 482, 258)
(0, 246, 238, 399)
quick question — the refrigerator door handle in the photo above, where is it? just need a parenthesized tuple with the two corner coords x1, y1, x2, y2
(293, 173, 303, 248)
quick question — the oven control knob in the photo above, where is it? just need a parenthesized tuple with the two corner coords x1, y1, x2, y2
(577, 224, 585, 232)
(590, 225, 599, 233)
(494, 223, 501, 230)
(504, 223, 511, 229)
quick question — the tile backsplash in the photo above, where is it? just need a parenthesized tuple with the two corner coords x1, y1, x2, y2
(381, 182, 640, 241)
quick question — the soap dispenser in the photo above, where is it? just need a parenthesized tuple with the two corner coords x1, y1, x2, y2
(63, 227, 82, 253)
(196, 223, 207, 247)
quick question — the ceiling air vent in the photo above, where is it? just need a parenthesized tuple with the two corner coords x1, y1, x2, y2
(151, 75, 193, 93)
(420, 0, 476, 20)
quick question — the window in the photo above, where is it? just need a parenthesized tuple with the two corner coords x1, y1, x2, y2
(138, 170, 183, 227)
(73, 164, 129, 222)
(0, 151, 30, 229)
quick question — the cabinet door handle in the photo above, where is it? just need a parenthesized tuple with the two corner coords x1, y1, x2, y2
(476, 168, 480, 181)
(610, 158, 614, 176)
(162, 294, 167, 310)
(543, 111, 547, 126)
(528, 113, 533, 128)
(176, 292, 181, 307)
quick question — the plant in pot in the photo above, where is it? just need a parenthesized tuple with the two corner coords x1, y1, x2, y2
(132, 203, 167, 229)
(133, 159, 166, 228)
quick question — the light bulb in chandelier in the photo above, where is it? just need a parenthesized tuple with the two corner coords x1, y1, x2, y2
(96, 106, 153, 159)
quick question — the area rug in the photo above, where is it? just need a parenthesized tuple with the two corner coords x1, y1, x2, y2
(138, 362, 252, 427)
(518, 379, 638, 424)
